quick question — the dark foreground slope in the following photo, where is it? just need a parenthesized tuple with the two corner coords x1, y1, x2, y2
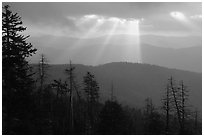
(32, 62, 202, 111)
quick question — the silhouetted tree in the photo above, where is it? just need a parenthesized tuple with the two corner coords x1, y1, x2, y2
(178, 80, 189, 133)
(83, 71, 99, 134)
(51, 79, 68, 100)
(84, 72, 99, 103)
(169, 77, 182, 134)
(37, 54, 49, 105)
(161, 83, 173, 134)
(2, 5, 37, 134)
(65, 61, 81, 134)
(168, 77, 190, 134)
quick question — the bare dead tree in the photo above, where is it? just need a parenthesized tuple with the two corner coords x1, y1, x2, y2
(38, 54, 49, 104)
(169, 76, 182, 133)
(65, 61, 75, 134)
(178, 80, 189, 134)
(168, 77, 190, 134)
(162, 83, 171, 134)
(65, 60, 81, 134)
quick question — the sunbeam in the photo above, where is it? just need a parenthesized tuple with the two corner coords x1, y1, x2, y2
(124, 19, 141, 63)
(93, 18, 143, 65)
(59, 15, 144, 65)
(58, 18, 104, 62)
(93, 20, 120, 65)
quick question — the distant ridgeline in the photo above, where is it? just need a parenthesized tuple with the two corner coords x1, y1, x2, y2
(31, 62, 202, 112)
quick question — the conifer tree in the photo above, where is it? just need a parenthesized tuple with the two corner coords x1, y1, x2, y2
(2, 5, 37, 134)
(84, 72, 99, 103)
(83, 72, 99, 134)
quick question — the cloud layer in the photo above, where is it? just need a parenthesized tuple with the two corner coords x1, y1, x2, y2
(24, 12, 201, 39)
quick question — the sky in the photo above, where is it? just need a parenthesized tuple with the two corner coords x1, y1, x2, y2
(3, 2, 202, 65)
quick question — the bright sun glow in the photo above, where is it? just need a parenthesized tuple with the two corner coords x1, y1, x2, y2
(67, 14, 143, 64)
(124, 19, 141, 63)
(170, 11, 186, 21)
(170, 11, 196, 30)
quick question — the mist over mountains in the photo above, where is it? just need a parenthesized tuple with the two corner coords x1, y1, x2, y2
(32, 62, 202, 111)
(30, 33, 202, 110)
(29, 34, 201, 73)
(141, 44, 201, 73)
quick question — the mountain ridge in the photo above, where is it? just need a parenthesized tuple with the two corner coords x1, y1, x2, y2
(32, 62, 202, 111)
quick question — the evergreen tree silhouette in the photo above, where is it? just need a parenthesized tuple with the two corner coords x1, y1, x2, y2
(83, 72, 99, 134)
(2, 5, 37, 134)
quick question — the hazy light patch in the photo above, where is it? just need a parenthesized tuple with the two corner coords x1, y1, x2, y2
(93, 20, 120, 65)
(97, 18, 105, 23)
(93, 17, 143, 64)
(140, 30, 199, 37)
(84, 14, 98, 19)
(103, 22, 119, 44)
(119, 19, 127, 24)
(27, 14, 144, 39)
(29, 14, 145, 64)
(169, 11, 200, 31)
(80, 20, 104, 39)
(66, 20, 104, 58)
(126, 19, 140, 35)
(108, 17, 121, 22)
(58, 15, 105, 62)
(190, 14, 202, 20)
(80, 14, 100, 23)
(24, 22, 73, 37)
(124, 20, 142, 63)
(66, 14, 144, 38)
(170, 11, 187, 21)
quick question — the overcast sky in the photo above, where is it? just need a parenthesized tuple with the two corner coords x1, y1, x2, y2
(4, 2, 201, 37)
(3, 2, 202, 65)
